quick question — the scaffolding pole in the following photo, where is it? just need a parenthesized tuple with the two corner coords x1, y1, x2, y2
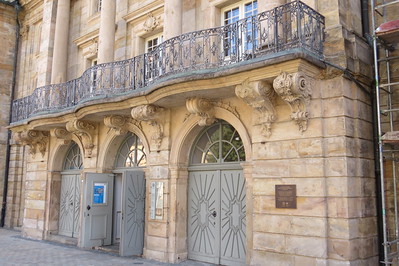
(371, 0, 399, 264)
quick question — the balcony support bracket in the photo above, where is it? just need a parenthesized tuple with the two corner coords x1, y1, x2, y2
(235, 79, 276, 138)
(273, 72, 312, 132)
(66, 119, 97, 157)
(13, 130, 49, 157)
(131, 105, 164, 150)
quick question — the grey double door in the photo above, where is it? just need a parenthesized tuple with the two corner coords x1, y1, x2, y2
(188, 169, 246, 266)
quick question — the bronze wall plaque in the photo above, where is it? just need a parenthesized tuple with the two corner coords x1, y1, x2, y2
(275, 184, 297, 209)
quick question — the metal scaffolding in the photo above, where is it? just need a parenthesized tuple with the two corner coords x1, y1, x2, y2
(371, 0, 399, 264)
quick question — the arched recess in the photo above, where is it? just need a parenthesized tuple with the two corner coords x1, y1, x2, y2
(170, 106, 252, 167)
(46, 140, 84, 240)
(168, 107, 252, 263)
(96, 129, 148, 256)
(97, 124, 149, 172)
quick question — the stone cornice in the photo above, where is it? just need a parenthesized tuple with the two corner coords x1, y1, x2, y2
(123, 0, 164, 24)
(73, 29, 100, 47)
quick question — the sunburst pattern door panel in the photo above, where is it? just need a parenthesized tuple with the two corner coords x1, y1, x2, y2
(188, 169, 246, 265)
(59, 174, 80, 238)
(120, 170, 146, 256)
(220, 170, 246, 265)
(188, 171, 220, 264)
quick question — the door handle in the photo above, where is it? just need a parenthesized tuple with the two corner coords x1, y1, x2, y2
(212, 211, 217, 217)
(87, 205, 91, 211)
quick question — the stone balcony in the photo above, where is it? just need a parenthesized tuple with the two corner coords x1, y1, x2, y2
(10, 0, 325, 125)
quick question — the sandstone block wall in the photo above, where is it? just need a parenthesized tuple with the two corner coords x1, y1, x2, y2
(0, 2, 17, 226)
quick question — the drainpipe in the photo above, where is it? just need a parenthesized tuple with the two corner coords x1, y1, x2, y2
(1, 0, 21, 228)
(361, 0, 372, 44)
(363, 0, 383, 262)
(372, 85, 385, 265)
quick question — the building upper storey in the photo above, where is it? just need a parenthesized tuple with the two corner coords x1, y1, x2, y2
(9, 0, 370, 125)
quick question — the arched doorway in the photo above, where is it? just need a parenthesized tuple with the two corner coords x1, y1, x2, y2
(188, 120, 246, 266)
(112, 133, 146, 256)
(59, 142, 83, 238)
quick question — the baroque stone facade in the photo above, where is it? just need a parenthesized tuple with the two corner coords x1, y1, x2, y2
(0, 0, 384, 265)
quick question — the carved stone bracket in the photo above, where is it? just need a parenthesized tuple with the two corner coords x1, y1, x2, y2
(273, 72, 312, 132)
(66, 119, 97, 157)
(50, 128, 73, 145)
(235, 79, 276, 137)
(104, 115, 143, 136)
(131, 105, 164, 149)
(104, 115, 129, 135)
(186, 97, 216, 127)
(13, 130, 49, 157)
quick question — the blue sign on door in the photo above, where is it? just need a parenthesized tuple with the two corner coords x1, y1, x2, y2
(93, 183, 106, 204)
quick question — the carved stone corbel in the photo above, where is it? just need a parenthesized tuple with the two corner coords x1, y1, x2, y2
(50, 128, 73, 145)
(235, 79, 276, 137)
(186, 97, 216, 126)
(104, 115, 130, 135)
(131, 105, 164, 149)
(13, 130, 49, 157)
(66, 119, 97, 157)
(273, 72, 312, 132)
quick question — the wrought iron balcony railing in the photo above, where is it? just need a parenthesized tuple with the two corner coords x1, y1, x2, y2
(11, 0, 325, 123)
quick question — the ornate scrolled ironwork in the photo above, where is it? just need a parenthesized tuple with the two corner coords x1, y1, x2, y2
(11, 0, 324, 123)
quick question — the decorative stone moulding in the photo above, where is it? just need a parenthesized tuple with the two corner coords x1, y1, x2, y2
(131, 105, 164, 149)
(84, 39, 98, 59)
(143, 12, 160, 32)
(235, 79, 276, 138)
(50, 127, 73, 145)
(13, 130, 49, 157)
(66, 119, 97, 157)
(186, 97, 216, 126)
(273, 72, 312, 132)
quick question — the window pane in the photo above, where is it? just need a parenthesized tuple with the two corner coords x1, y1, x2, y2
(115, 134, 146, 168)
(191, 121, 245, 165)
(63, 143, 83, 170)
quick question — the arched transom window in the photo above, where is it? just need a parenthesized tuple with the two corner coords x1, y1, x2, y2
(63, 143, 83, 170)
(115, 133, 147, 168)
(191, 120, 245, 165)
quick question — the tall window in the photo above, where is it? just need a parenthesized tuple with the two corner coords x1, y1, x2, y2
(90, 0, 102, 16)
(90, 59, 98, 96)
(97, 0, 102, 12)
(222, 0, 258, 56)
(145, 34, 163, 79)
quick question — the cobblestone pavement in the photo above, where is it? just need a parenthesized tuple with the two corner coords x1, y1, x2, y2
(0, 228, 212, 266)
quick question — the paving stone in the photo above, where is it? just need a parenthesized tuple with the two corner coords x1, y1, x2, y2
(0, 228, 212, 266)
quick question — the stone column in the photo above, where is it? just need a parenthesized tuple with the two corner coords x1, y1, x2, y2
(50, 0, 70, 83)
(258, 0, 286, 12)
(97, 0, 116, 64)
(163, 0, 182, 40)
